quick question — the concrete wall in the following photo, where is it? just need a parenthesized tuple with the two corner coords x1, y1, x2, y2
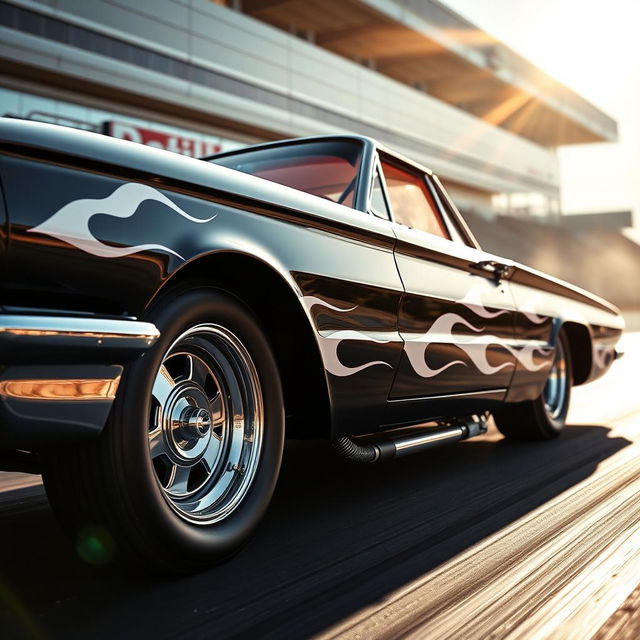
(465, 211, 640, 310)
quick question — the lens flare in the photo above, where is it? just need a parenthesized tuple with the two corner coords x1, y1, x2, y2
(76, 526, 116, 566)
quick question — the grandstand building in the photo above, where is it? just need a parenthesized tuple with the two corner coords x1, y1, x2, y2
(0, 0, 618, 221)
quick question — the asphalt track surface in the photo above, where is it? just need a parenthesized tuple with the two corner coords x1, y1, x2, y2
(2, 333, 640, 640)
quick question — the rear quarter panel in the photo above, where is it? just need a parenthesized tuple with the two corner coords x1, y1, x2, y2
(507, 267, 624, 402)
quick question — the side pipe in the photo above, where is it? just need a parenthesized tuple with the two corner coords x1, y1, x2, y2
(333, 414, 488, 463)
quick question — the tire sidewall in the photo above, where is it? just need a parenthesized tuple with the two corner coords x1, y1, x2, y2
(110, 287, 284, 570)
(534, 330, 573, 437)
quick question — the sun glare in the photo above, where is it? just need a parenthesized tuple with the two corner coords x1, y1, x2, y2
(446, 0, 640, 112)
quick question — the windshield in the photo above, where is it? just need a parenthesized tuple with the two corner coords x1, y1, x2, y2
(209, 140, 363, 208)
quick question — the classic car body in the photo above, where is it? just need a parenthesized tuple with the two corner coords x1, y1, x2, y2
(0, 118, 623, 571)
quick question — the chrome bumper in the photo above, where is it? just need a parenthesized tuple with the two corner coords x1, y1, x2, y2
(0, 314, 159, 448)
(0, 314, 159, 362)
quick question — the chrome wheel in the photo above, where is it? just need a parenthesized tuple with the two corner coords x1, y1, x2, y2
(44, 289, 284, 573)
(543, 338, 568, 420)
(148, 324, 263, 524)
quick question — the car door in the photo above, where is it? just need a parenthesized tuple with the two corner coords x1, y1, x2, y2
(376, 155, 519, 424)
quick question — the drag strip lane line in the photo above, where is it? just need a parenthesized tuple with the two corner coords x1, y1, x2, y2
(326, 470, 640, 640)
(415, 476, 640, 640)
(183, 431, 632, 637)
(400, 461, 640, 639)
(318, 413, 640, 640)
(526, 526, 640, 640)
(190, 433, 633, 639)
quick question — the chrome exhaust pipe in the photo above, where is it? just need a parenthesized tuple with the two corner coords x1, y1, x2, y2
(333, 414, 488, 463)
(391, 425, 466, 458)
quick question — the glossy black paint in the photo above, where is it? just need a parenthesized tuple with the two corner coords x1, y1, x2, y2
(384, 389, 506, 428)
(1, 155, 171, 315)
(0, 118, 624, 446)
(291, 271, 404, 434)
(391, 294, 517, 397)
(390, 228, 518, 400)
(505, 311, 556, 402)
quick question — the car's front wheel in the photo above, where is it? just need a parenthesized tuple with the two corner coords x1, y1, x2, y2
(493, 331, 573, 441)
(43, 287, 284, 573)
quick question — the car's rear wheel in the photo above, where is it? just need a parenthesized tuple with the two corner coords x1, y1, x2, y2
(43, 288, 284, 573)
(493, 331, 572, 440)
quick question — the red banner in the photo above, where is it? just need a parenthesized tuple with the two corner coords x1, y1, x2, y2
(103, 121, 222, 157)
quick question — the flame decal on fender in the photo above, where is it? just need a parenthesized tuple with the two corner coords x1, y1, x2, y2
(301, 296, 392, 377)
(29, 182, 216, 259)
(317, 330, 393, 377)
(300, 296, 357, 314)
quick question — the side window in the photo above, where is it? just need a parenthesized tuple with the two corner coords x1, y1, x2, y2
(381, 160, 450, 239)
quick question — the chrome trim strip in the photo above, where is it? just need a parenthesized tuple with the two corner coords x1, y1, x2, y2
(0, 315, 160, 341)
(0, 377, 121, 400)
(388, 388, 506, 403)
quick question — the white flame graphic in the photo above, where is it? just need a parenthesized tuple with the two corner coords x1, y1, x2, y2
(404, 312, 554, 378)
(300, 296, 357, 314)
(302, 294, 554, 379)
(512, 343, 554, 371)
(517, 294, 548, 324)
(301, 296, 392, 377)
(403, 314, 472, 378)
(29, 182, 216, 260)
(318, 330, 393, 377)
(404, 313, 508, 377)
(456, 284, 509, 319)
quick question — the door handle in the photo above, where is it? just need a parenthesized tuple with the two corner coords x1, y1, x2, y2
(471, 260, 513, 281)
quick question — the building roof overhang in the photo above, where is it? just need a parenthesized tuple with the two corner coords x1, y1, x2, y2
(241, 0, 617, 147)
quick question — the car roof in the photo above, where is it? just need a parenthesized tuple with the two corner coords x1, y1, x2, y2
(204, 134, 375, 160)
(204, 134, 435, 177)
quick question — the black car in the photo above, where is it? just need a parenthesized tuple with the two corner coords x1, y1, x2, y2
(0, 119, 623, 572)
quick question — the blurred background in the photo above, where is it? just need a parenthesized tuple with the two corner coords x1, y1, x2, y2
(0, 0, 638, 309)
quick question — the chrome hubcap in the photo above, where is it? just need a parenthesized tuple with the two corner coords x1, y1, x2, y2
(181, 407, 212, 438)
(148, 324, 263, 524)
(543, 339, 568, 420)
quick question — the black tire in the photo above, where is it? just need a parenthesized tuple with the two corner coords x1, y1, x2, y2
(493, 331, 572, 441)
(43, 287, 284, 574)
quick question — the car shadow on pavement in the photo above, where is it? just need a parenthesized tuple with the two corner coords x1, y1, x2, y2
(0, 423, 631, 640)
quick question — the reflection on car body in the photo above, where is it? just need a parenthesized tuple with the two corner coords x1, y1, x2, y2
(0, 119, 623, 572)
